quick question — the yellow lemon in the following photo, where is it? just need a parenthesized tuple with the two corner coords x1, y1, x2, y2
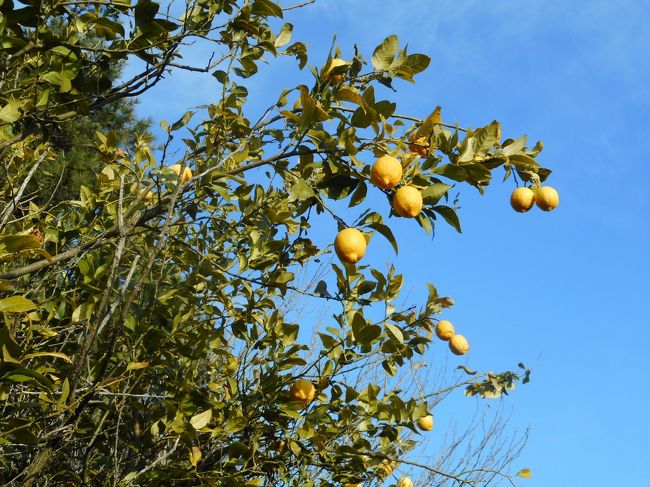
(289, 379, 316, 404)
(417, 414, 434, 431)
(435, 320, 455, 341)
(392, 186, 423, 218)
(334, 228, 367, 264)
(370, 156, 402, 190)
(510, 187, 535, 213)
(322, 58, 348, 84)
(449, 334, 470, 355)
(534, 186, 559, 211)
(397, 477, 414, 487)
(170, 164, 192, 184)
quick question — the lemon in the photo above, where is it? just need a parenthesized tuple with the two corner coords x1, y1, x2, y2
(392, 186, 423, 218)
(417, 414, 434, 431)
(289, 379, 316, 404)
(170, 164, 192, 184)
(397, 477, 414, 487)
(435, 320, 454, 341)
(370, 156, 402, 190)
(534, 186, 559, 211)
(334, 228, 367, 264)
(449, 334, 469, 355)
(510, 187, 535, 213)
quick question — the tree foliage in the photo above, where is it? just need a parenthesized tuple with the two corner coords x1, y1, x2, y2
(0, 0, 551, 485)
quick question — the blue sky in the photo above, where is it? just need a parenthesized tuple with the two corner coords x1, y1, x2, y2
(128, 0, 650, 484)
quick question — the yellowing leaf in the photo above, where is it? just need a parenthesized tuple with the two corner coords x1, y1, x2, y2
(0, 296, 37, 313)
(189, 446, 202, 467)
(25, 352, 72, 363)
(516, 468, 532, 479)
(126, 361, 150, 370)
(416, 106, 442, 138)
(190, 409, 212, 430)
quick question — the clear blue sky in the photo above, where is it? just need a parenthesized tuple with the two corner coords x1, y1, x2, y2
(127, 0, 650, 484)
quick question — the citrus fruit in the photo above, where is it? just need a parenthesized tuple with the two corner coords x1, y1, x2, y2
(289, 379, 316, 404)
(334, 228, 367, 264)
(170, 164, 192, 184)
(534, 186, 559, 211)
(397, 477, 414, 487)
(392, 186, 423, 218)
(322, 58, 348, 84)
(370, 156, 402, 190)
(510, 187, 535, 212)
(417, 414, 434, 431)
(435, 320, 455, 341)
(449, 334, 470, 355)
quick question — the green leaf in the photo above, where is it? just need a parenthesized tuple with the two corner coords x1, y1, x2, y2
(385, 323, 403, 343)
(405, 53, 431, 75)
(367, 222, 398, 254)
(422, 183, 451, 204)
(275, 23, 293, 48)
(0, 296, 37, 313)
(434, 206, 462, 233)
(357, 325, 381, 345)
(372, 35, 398, 70)
(0, 235, 41, 255)
(190, 409, 212, 430)
(435, 164, 467, 182)
(0, 100, 21, 122)
(252, 0, 283, 18)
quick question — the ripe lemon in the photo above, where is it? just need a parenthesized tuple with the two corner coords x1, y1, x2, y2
(370, 156, 402, 190)
(510, 187, 535, 213)
(417, 414, 434, 431)
(409, 136, 429, 157)
(289, 379, 316, 404)
(397, 477, 414, 487)
(535, 186, 559, 211)
(170, 164, 192, 184)
(334, 228, 367, 264)
(322, 58, 348, 84)
(392, 186, 423, 218)
(449, 334, 469, 355)
(435, 320, 455, 341)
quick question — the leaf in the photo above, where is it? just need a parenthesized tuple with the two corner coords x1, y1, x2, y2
(190, 409, 212, 430)
(189, 446, 202, 467)
(405, 53, 431, 75)
(25, 352, 72, 363)
(367, 222, 398, 254)
(0, 296, 37, 313)
(435, 164, 467, 182)
(421, 183, 451, 204)
(456, 365, 477, 375)
(502, 135, 527, 155)
(252, 0, 283, 18)
(0, 235, 42, 255)
(372, 35, 398, 70)
(275, 23, 293, 48)
(127, 361, 150, 370)
(516, 468, 532, 479)
(0, 100, 22, 122)
(416, 106, 442, 138)
(385, 323, 403, 343)
(434, 206, 462, 233)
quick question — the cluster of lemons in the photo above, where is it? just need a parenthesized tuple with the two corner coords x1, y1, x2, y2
(510, 185, 559, 213)
(333, 154, 422, 265)
(435, 320, 469, 356)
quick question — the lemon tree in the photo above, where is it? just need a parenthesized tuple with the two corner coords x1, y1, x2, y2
(0, 1, 551, 485)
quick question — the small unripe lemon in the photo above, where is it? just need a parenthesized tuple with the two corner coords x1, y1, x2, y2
(535, 186, 559, 211)
(435, 320, 455, 341)
(397, 476, 414, 487)
(449, 334, 470, 355)
(417, 414, 434, 431)
(334, 228, 367, 264)
(289, 379, 316, 404)
(510, 187, 535, 213)
(392, 186, 423, 218)
(322, 58, 348, 84)
(409, 136, 429, 157)
(170, 164, 192, 184)
(370, 156, 402, 190)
